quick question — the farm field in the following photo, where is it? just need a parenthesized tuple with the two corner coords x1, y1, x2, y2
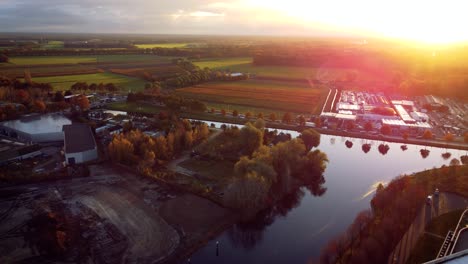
(176, 79, 328, 114)
(192, 57, 364, 82)
(135, 43, 191, 49)
(7, 54, 173, 65)
(26, 73, 146, 91)
(40, 40, 64, 49)
(110, 65, 184, 80)
(0, 64, 101, 78)
(107, 101, 166, 114)
(192, 57, 252, 70)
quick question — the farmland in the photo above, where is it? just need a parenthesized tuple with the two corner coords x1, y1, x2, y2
(135, 43, 191, 49)
(192, 57, 252, 70)
(176, 79, 328, 114)
(192, 57, 365, 82)
(26, 73, 146, 91)
(107, 101, 166, 114)
(40, 40, 64, 49)
(6, 54, 174, 66)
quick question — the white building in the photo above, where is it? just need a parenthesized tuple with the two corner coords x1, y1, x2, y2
(0, 113, 71, 143)
(63, 124, 98, 165)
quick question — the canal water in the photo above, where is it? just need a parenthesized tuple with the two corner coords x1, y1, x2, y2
(187, 121, 466, 263)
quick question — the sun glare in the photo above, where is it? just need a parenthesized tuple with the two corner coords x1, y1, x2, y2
(247, 0, 468, 44)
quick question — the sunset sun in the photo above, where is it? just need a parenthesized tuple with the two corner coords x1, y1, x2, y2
(248, 0, 468, 44)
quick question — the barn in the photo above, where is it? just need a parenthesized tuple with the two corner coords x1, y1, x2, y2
(62, 123, 98, 165)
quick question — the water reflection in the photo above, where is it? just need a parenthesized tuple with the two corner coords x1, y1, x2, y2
(378, 144, 390, 155)
(441, 152, 452, 160)
(362, 144, 371, 154)
(228, 177, 326, 250)
(420, 149, 430, 159)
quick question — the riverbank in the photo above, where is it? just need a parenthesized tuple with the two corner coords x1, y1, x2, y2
(104, 103, 468, 151)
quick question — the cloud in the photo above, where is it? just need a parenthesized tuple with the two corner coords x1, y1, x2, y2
(189, 11, 225, 17)
(0, 0, 341, 36)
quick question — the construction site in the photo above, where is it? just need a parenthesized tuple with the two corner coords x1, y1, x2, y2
(0, 164, 234, 264)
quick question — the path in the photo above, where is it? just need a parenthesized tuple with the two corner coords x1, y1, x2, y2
(167, 129, 222, 176)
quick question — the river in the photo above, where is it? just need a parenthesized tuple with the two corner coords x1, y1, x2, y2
(186, 120, 466, 263)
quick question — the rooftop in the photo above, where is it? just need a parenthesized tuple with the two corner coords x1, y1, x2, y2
(0, 113, 71, 135)
(62, 123, 96, 154)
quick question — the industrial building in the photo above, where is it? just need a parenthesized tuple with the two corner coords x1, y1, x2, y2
(0, 113, 71, 143)
(62, 123, 98, 165)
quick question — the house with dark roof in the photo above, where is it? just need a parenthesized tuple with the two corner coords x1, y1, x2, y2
(62, 123, 98, 165)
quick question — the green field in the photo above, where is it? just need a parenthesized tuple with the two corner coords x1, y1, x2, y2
(204, 102, 290, 117)
(192, 57, 363, 81)
(8, 55, 173, 66)
(26, 73, 146, 91)
(135, 43, 191, 49)
(107, 101, 166, 114)
(40, 41, 64, 49)
(193, 57, 252, 70)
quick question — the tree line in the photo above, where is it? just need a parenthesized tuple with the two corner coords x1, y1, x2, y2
(108, 119, 210, 175)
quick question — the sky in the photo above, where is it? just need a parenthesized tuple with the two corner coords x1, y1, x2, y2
(1, 0, 468, 43)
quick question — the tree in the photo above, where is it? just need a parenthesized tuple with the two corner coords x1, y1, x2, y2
(254, 118, 265, 129)
(233, 109, 239, 117)
(364, 122, 373, 132)
(402, 132, 409, 140)
(224, 171, 270, 216)
(0, 54, 9, 63)
(380, 124, 391, 135)
(297, 115, 306, 126)
(24, 69, 32, 85)
(15, 89, 30, 104)
(32, 100, 46, 113)
(72, 94, 90, 111)
(257, 112, 264, 119)
(443, 132, 454, 142)
(221, 109, 226, 116)
(282, 112, 292, 124)
(108, 135, 137, 166)
(245, 112, 252, 119)
(240, 123, 263, 156)
(450, 158, 460, 166)
(300, 128, 321, 150)
(269, 113, 277, 122)
(346, 121, 355, 131)
(137, 150, 155, 176)
(422, 130, 433, 140)
(210, 108, 215, 113)
(53, 91, 64, 102)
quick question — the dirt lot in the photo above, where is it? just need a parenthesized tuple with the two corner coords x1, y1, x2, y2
(0, 164, 235, 264)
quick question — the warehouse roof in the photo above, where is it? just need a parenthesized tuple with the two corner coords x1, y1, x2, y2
(62, 123, 96, 154)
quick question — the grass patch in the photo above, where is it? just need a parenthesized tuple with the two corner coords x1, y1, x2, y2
(135, 43, 191, 49)
(9, 55, 172, 65)
(179, 159, 236, 184)
(193, 57, 252, 70)
(40, 41, 64, 49)
(26, 73, 146, 91)
(106, 101, 166, 114)
(407, 209, 464, 264)
(204, 102, 289, 117)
